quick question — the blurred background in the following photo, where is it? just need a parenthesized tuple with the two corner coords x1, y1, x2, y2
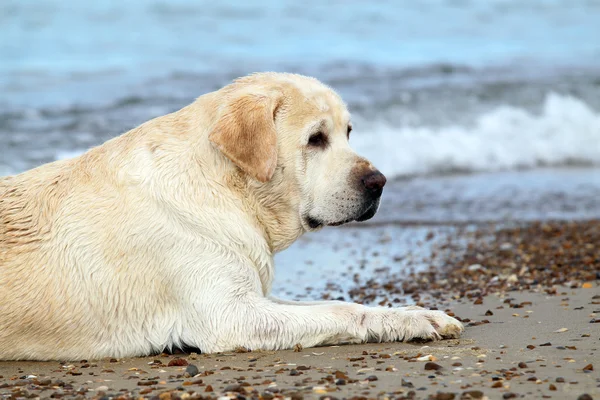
(1, 0, 600, 224)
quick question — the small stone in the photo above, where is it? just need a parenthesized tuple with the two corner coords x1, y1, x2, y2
(461, 390, 484, 399)
(503, 393, 517, 399)
(424, 362, 442, 371)
(335, 379, 346, 386)
(289, 369, 300, 376)
(416, 354, 434, 361)
(491, 381, 503, 388)
(549, 384, 557, 391)
(167, 358, 188, 367)
(293, 343, 303, 352)
(365, 375, 378, 381)
(577, 395, 593, 400)
(485, 310, 494, 316)
(518, 362, 528, 368)
(402, 379, 414, 388)
(432, 392, 455, 400)
(540, 342, 552, 346)
(137, 380, 158, 386)
(582, 363, 593, 372)
(555, 377, 565, 383)
(334, 371, 348, 380)
(224, 384, 243, 393)
(184, 364, 199, 377)
(204, 385, 213, 392)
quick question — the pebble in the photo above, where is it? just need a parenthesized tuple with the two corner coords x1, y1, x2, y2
(167, 358, 188, 367)
(184, 364, 199, 377)
(424, 362, 443, 371)
(137, 380, 158, 386)
(223, 384, 242, 393)
(461, 390, 484, 399)
(431, 392, 456, 400)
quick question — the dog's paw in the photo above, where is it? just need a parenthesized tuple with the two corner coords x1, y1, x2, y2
(365, 307, 464, 342)
(409, 309, 464, 340)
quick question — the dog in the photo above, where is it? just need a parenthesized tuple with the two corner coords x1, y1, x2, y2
(0, 72, 463, 360)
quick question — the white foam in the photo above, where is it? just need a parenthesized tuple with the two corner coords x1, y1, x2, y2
(353, 93, 600, 178)
(49, 93, 600, 179)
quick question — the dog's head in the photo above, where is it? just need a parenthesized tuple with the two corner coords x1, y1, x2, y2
(209, 73, 386, 240)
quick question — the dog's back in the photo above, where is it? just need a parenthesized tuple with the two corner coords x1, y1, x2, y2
(0, 132, 203, 360)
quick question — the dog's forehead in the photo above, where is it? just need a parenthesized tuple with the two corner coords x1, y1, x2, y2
(283, 75, 351, 126)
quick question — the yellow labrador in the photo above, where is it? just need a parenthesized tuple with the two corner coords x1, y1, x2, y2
(0, 73, 463, 360)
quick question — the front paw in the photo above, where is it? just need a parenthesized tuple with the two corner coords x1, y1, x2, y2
(365, 307, 464, 342)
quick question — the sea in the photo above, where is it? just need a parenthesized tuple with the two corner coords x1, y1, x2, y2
(2, 0, 599, 299)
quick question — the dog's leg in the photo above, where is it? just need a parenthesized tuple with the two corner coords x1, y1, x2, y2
(268, 296, 342, 306)
(187, 266, 463, 352)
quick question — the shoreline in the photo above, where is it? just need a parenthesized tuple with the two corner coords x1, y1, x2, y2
(1, 221, 598, 399)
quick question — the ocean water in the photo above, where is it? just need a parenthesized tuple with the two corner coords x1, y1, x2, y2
(2, 0, 600, 177)
(2, 1, 600, 207)
(2, 0, 600, 299)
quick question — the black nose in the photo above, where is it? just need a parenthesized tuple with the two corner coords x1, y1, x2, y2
(361, 171, 387, 193)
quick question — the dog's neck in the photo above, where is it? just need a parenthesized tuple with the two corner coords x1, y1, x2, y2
(183, 95, 307, 254)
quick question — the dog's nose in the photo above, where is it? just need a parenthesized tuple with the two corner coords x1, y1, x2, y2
(361, 170, 387, 194)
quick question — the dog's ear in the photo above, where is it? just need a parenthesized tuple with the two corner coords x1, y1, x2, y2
(209, 90, 281, 183)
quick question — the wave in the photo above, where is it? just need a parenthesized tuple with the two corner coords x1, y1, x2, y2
(352, 93, 600, 178)
(28, 93, 600, 180)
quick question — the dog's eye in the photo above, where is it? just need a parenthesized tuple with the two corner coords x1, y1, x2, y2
(308, 132, 326, 147)
(347, 125, 352, 138)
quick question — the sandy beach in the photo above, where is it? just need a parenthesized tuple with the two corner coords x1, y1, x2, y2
(1, 221, 597, 400)
(0, 286, 596, 399)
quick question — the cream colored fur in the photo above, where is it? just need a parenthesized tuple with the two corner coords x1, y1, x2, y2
(0, 73, 463, 361)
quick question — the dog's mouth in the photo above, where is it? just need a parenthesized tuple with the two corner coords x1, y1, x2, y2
(305, 200, 380, 230)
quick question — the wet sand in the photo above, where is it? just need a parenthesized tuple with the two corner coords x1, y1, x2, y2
(0, 221, 598, 399)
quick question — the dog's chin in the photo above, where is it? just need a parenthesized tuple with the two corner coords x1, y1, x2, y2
(355, 202, 379, 222)
(305, 200, 380, 230)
